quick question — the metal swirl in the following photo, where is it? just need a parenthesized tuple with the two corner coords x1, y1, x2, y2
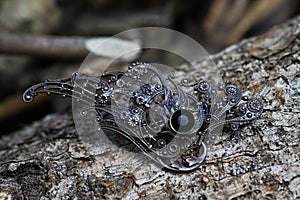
(22, 62, 263, 172)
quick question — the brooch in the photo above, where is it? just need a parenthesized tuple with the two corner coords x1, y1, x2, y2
(23, 62, 263, 171)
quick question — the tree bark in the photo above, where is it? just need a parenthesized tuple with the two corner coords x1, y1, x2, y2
(0, 16, 299, 200)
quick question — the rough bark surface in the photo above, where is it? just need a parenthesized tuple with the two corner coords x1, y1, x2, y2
(0, 16, 299, 200)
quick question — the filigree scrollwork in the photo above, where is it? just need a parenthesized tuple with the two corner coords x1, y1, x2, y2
(23, 62, 263, 172)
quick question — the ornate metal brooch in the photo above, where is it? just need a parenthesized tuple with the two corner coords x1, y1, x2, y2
(23, 62, 263, 172)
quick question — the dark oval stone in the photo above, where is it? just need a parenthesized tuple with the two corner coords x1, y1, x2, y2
(170, 109, 195, 133)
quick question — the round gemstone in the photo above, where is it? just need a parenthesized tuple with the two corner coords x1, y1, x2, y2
(170, 109, 195, 133)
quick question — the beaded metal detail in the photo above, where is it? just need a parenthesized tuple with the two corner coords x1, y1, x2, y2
(23, 62, 263, 171)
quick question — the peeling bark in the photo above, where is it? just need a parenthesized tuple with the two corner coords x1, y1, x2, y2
(0, 16, 299, 200)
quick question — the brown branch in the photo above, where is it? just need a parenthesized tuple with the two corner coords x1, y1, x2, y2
(0, 33, 89, 58)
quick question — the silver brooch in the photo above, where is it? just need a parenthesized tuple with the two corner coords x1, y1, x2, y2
(23, 62, 263, 172)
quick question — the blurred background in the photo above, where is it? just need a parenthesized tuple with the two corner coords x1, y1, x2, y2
(0, 0, 299, 135)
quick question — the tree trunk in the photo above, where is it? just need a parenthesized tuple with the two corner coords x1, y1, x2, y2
(0, 16, 299, 200)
